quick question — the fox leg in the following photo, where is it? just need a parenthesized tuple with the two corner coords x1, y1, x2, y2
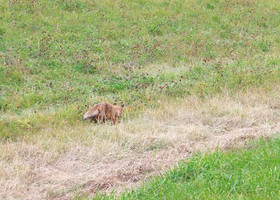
(90, 116, 98, 123)
(102, 116, 106, 123)
(96, 108, 105, 124)
(113, 116, 118, 124)
(99, 113, 105, 124)
(99, 113, 107, 123)
(97, 113, 104, 123)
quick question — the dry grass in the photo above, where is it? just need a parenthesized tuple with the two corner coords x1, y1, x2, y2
(1, 85, 280, 199)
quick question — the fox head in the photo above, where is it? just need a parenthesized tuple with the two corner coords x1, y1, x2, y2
(114, 104, 124, 118)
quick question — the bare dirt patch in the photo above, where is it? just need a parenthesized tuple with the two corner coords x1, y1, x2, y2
(1, 86, 280, 199)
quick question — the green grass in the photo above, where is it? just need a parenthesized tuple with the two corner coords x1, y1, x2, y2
(1, 0, 280, 140)
(1, 1, 280, 197)
(94, 137, 280, 200)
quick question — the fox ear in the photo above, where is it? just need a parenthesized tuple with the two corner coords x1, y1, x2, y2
(121, 104, 125, 108)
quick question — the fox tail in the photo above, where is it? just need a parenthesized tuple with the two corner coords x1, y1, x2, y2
(82, 109, 99, 120)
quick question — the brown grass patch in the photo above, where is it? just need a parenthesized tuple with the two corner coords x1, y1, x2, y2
(1, 86, 280, 199)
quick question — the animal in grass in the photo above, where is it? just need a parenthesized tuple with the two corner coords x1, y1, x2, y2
(83, 102, 124, 124)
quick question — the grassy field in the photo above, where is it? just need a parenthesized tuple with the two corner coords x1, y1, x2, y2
(0, 0, 280, 199)
(97, 137, 280, 200)
(1, 0, 280, 139)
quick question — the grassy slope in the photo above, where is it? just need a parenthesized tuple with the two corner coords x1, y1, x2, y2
(1, 0, 280, 140)
(1, 1, 280, 198)
(96, 137, 280, 200)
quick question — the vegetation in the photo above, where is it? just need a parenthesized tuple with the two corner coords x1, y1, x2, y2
(96, 137, 280, 200)
(1, 0, 280, 140)
(0, 0, 280, 199)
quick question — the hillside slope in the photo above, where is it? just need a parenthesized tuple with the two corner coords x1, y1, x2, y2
(0, 0, 280, 199)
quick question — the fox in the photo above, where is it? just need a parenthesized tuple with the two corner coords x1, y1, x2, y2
(82, 102, 124, 124)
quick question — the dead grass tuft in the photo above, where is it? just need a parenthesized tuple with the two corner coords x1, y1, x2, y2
(1, 86, 280, 199)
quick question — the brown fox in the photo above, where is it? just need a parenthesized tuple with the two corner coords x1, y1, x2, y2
(82, 102, 124, 124)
